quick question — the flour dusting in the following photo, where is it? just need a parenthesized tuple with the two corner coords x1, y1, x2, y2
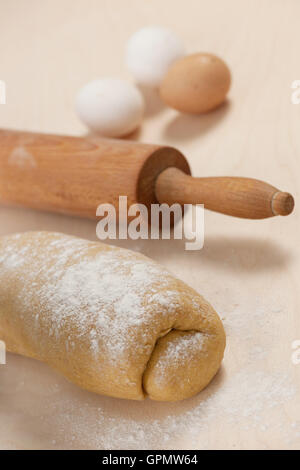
(8, 146, 37, 168)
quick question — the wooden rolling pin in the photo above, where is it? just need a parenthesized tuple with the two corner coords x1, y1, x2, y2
(0, 129, 294, 220)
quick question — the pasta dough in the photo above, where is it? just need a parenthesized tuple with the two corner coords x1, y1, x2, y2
(0, 232, 225, 401)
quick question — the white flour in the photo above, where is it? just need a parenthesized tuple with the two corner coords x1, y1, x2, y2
(33, 364, 295, 450)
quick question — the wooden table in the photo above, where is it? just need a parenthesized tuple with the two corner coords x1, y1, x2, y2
(0, 0, 299, 450)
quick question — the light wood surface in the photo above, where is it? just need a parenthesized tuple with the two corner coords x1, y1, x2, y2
(0, 0, 299, 450)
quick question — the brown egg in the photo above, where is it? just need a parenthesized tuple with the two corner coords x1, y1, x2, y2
(159, 53, 231, 113)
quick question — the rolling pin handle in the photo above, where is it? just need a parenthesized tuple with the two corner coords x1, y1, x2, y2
(155, 167, 295, 219)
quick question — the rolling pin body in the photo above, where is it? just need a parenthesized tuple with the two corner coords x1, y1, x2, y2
(0, 129, 189, 218)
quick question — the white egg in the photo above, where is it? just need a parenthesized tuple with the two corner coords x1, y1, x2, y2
(75, 78, 145, 137)
(125, 26, 186, 87)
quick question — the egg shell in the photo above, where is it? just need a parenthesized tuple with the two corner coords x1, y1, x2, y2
(126, 26, 186, 87)
(76, 78, 145, 138)
(159, 53, 231, 113)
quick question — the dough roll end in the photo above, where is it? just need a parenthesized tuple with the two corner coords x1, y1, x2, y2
(143, 326, 225, 401)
